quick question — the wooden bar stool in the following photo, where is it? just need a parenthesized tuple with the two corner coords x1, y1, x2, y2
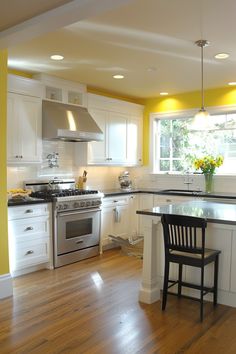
(161, 214, 221, 321)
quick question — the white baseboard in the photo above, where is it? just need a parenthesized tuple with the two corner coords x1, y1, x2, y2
(0, 273, 13, 299)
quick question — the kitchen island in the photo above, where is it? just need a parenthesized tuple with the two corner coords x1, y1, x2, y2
(136, 200, 236, 307)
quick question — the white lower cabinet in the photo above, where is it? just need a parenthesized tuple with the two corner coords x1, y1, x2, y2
(101, 195, 136, 251)
(8, 203, 52, 276)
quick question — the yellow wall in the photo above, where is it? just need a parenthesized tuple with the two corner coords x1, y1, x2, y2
(0, 50, 9, 275)
(143, 86, 236, 164)
(8, 68, 33, 79)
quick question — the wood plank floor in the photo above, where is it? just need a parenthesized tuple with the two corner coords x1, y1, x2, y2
(0, 249, 236, 354)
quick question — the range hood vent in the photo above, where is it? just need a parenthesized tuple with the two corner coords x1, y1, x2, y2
(42, 100, 103, 142)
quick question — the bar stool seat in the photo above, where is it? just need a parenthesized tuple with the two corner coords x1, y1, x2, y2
(161, 214, 221, 321)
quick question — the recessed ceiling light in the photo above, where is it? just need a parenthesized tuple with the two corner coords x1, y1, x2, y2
(160, 92, 168, 96)
(50, 54, 64, 61)
(214, 53, 229, 59)
(113, 74, 124, 79)
(228, 82, 236, 86)
(147, 67, 157, 72)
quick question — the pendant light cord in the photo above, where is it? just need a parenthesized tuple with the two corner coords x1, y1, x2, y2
(201, 43, 204, 110)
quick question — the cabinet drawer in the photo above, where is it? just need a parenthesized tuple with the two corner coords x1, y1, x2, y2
(14, 239, 49, 270)
(8, 203, 49, 220)
(8, 216, 49, 239)
(102, 196, 129, 207)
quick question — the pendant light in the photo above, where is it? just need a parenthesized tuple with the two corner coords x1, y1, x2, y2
(192, 39, 211, 130)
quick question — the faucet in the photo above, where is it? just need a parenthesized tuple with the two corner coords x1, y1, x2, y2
(183, 170, 194, 191)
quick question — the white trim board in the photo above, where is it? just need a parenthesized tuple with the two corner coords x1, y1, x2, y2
(0, 0, 132, 49)
(0, 273, 13, 300)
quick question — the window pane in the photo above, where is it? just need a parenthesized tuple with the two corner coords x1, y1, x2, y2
(155, 112, 236, 174)
(160, 160, 170, 171)
(160, 120, 171, 158)
(172, 160, 184, 172)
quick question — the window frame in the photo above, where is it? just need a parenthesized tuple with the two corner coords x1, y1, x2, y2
(149, 105, 236, 175)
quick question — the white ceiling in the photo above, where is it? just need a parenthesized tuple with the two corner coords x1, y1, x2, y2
(6, 0, 236, 99)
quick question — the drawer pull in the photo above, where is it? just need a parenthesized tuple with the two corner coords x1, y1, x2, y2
(166, 199, 172, 202)
(25, 209, 33, 213)
(25, 226, 34, 231)
(76, 240, 83, 244)
(25, 250, 34, 255)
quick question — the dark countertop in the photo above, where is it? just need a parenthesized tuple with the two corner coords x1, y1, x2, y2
(8, 197, 50, 207)
(7, 188, 236, 206)
(136, 200, 236, 225)
(102, 188, 236, 199)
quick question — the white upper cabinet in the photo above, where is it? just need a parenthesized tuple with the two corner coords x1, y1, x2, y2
(78, 93, 143, 166)
(127, 117, 143, 165)
(107, 112, 127, 164)
(87, 108, 108, 164)
(7, 75, 42, 164)
(33, 73, 87, 107)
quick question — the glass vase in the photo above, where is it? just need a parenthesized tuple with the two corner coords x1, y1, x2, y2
(204, 173, 213, 193)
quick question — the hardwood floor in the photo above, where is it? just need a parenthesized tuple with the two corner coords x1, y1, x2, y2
(0, 249, 236, 354)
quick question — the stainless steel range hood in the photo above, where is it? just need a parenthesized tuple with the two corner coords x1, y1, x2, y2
(42, 100, 103, 142)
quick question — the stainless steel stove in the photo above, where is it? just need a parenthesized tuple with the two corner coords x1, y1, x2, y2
(25, 178, 103, 268)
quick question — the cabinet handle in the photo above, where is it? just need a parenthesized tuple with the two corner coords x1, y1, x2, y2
(20, 155, 23, 158)
(139, 158, 142, 162)
(25, 209, 33, 213)
(15, 155, 19, 158)
(113, 200, 118, 203)
(25, 250, 34, 255)
(76, 240, 83, 244)
(109, 158, 112, 161)
(25, 226, 34, 231)
(166, 199, 172, 202)
(106, 158, 109, 161)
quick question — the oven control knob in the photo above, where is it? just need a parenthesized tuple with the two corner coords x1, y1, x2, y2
(58, 204, 63, 210)
(80, 201, 85, 207)
(74, 202, 79, 208)
(86, 201, 91, 207)
(95, 200, 101, 205)
(63, 204, 68, 210)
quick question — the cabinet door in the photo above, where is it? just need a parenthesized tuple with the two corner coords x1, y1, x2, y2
(113, 204, 130, 239)
(19, 95, 42, 162)
(107, 112, 127, 164)
(127, 117, 142, 165)
(88, 108, 107, 164)
(7, 94, 20, 161)
(128, 194, 139, 236)
(101, 206, 114, 248)
(7, 93, 42, 163)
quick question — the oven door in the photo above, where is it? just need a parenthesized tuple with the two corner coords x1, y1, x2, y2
(56, 208, 101, 255)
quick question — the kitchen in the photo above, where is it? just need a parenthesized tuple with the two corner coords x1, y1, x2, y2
(1, 0, 236, 352)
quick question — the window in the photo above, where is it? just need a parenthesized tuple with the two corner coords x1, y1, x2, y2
(153, 112, 236, 174)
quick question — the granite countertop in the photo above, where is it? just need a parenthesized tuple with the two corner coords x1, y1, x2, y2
(102, 188, 236, 199)
(8, 197, 50, 207)
(136, 200, 236, 225)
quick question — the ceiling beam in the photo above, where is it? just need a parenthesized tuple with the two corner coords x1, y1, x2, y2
(0, 0, 132, 49)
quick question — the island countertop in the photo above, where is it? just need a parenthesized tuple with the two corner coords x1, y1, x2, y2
(136, 200, 236, 225)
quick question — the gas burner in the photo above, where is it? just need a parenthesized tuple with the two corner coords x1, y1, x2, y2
(30, 189, 100, 201)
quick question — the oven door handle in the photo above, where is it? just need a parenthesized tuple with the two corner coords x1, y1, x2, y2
(57, 208, 101, 217)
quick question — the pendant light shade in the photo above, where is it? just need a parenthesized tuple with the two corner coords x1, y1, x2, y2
(192, 39, 211, 130)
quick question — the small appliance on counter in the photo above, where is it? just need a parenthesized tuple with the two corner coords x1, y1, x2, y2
(118, 171, 132, 190)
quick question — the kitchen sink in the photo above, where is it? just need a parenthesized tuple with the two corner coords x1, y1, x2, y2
(160, 189, 203, 196)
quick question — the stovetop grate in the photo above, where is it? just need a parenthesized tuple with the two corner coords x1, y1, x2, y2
(31, 189, 99, 200)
